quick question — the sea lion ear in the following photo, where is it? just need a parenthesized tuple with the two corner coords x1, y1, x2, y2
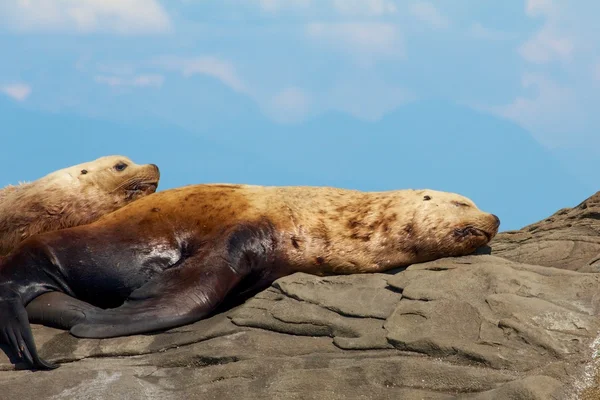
(80, 169, 88, 175)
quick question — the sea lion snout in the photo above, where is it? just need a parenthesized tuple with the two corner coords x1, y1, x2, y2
(140, 163, 161, 185)
(484, 213, 501, 239)
(471, 213, 500, 243)
(492, 214, 500, 228)
(131, 163, 160, 195)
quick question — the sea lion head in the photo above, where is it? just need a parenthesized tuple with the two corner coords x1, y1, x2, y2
(70, 155, 160, 202)
(413, 190, 500, 257)
(43, 155, 160, 207)
(0, 156, 160, 256)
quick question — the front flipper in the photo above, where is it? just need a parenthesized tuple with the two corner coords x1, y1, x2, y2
(26, 292, 102, 331)
(0, 298, 57, 370)
(70, 254, 247, 338)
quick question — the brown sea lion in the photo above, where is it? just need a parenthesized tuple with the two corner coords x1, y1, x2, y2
(0, 155, 160, 256)
(0, 184, 500, 369)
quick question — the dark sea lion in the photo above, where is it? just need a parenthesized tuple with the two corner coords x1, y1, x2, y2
(0, 155, 160, 256)
(0, 184, 500, 369)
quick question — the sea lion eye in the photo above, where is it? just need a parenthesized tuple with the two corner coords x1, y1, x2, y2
(423, 195, 431, 201)
(114, 162, 128, 172)
(80, 169, 88, 175)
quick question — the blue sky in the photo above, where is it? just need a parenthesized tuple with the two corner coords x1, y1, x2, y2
(0, 0, 598, 231)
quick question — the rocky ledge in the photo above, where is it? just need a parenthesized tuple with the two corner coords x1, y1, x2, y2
(492, 191, 600, 273)
(2, 193, 600, 399)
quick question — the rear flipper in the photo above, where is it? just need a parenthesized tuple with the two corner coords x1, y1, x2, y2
(70, 252, 249, 338)
(26, 292, 102, 331)
(0, 297, 57, 370)
(72, 222, 275, 339)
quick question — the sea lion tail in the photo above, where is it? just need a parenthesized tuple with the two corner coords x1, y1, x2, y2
(0, 296, 58, 370)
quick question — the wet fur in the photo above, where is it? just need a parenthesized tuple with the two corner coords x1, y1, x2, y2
(0, 156, 160, 256)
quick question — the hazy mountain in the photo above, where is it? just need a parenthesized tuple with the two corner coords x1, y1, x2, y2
(0, 97, 591, 230)
(206, 100, 593, 230)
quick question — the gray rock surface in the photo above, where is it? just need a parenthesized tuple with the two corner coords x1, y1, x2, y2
(2, 194, 600, 399)
(492, 191, 600, 272)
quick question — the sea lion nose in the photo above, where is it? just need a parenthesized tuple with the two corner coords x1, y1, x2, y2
(150, 164, 160, 175)
(491, 214, 500, 227)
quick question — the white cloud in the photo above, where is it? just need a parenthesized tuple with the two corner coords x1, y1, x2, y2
(94, 74, 164, 88)
(331, 0, 396, 16)
(525, 0, 556, 17)
(258, 0, 310, 12)
(519, 0, 573, 64)
(325, 79, 411, 121)
(266, 87, 310, 123)
(155, 56, 248, 93)
(501, 0, 600, 148)
(1, 83, 32, 101)
(96, 63, 136, 76)
(132, 74, 164, 87)
(469, 23, 515, 41)
(1, 0, 171, 34)
(410, 1, 449, 29)
(257, 0, 396, 15)
(306, 22, 402, 60)
(519, 27, 573, 64)
(489, 74, 585, 148)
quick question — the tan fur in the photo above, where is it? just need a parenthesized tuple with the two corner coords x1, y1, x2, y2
(0, 156, 160, 255)
(94, 184, 500, 275)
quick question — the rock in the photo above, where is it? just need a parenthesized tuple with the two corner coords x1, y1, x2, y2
(466, 376, 566, 400)
(229, 273, 399, 351)
(491, 191, 600, 272)
(1, 255, 598, 399)
(3, 193, 600, 398)
(385, 256, 600, 376)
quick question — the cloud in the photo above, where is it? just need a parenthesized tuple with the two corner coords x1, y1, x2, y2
(469, 23, 516, 41)
(489, 74, 585, 148)
(519, 27, 573, 64)
(325, 79, 412, 121)
(306, 22, 402, 59)
(96, 63, 136, 76)
(266, 87, 311, 123)
(501, 1, 600, 149)
(410, 1, 449, 29)
(331, 0, 397, 16)
(94, 74, 164, 88)
(256, 0, 396, 15)
(155, 56, 248, 93)
(1, 0, 171, 34)
(258, 0, 310, 12)
(1, 83, 32, 101)
(525, 0, 556, 17)
(519, 0, 573, 64)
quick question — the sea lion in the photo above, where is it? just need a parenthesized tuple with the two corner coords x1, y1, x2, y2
(0, 184, 500, 369)
(0, 155, 160, 256)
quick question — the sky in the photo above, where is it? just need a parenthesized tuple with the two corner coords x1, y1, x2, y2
(0, 0, 598, 231)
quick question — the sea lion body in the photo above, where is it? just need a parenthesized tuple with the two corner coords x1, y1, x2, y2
(0, 156, 160, 255)
(0, 184, 500, 369)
